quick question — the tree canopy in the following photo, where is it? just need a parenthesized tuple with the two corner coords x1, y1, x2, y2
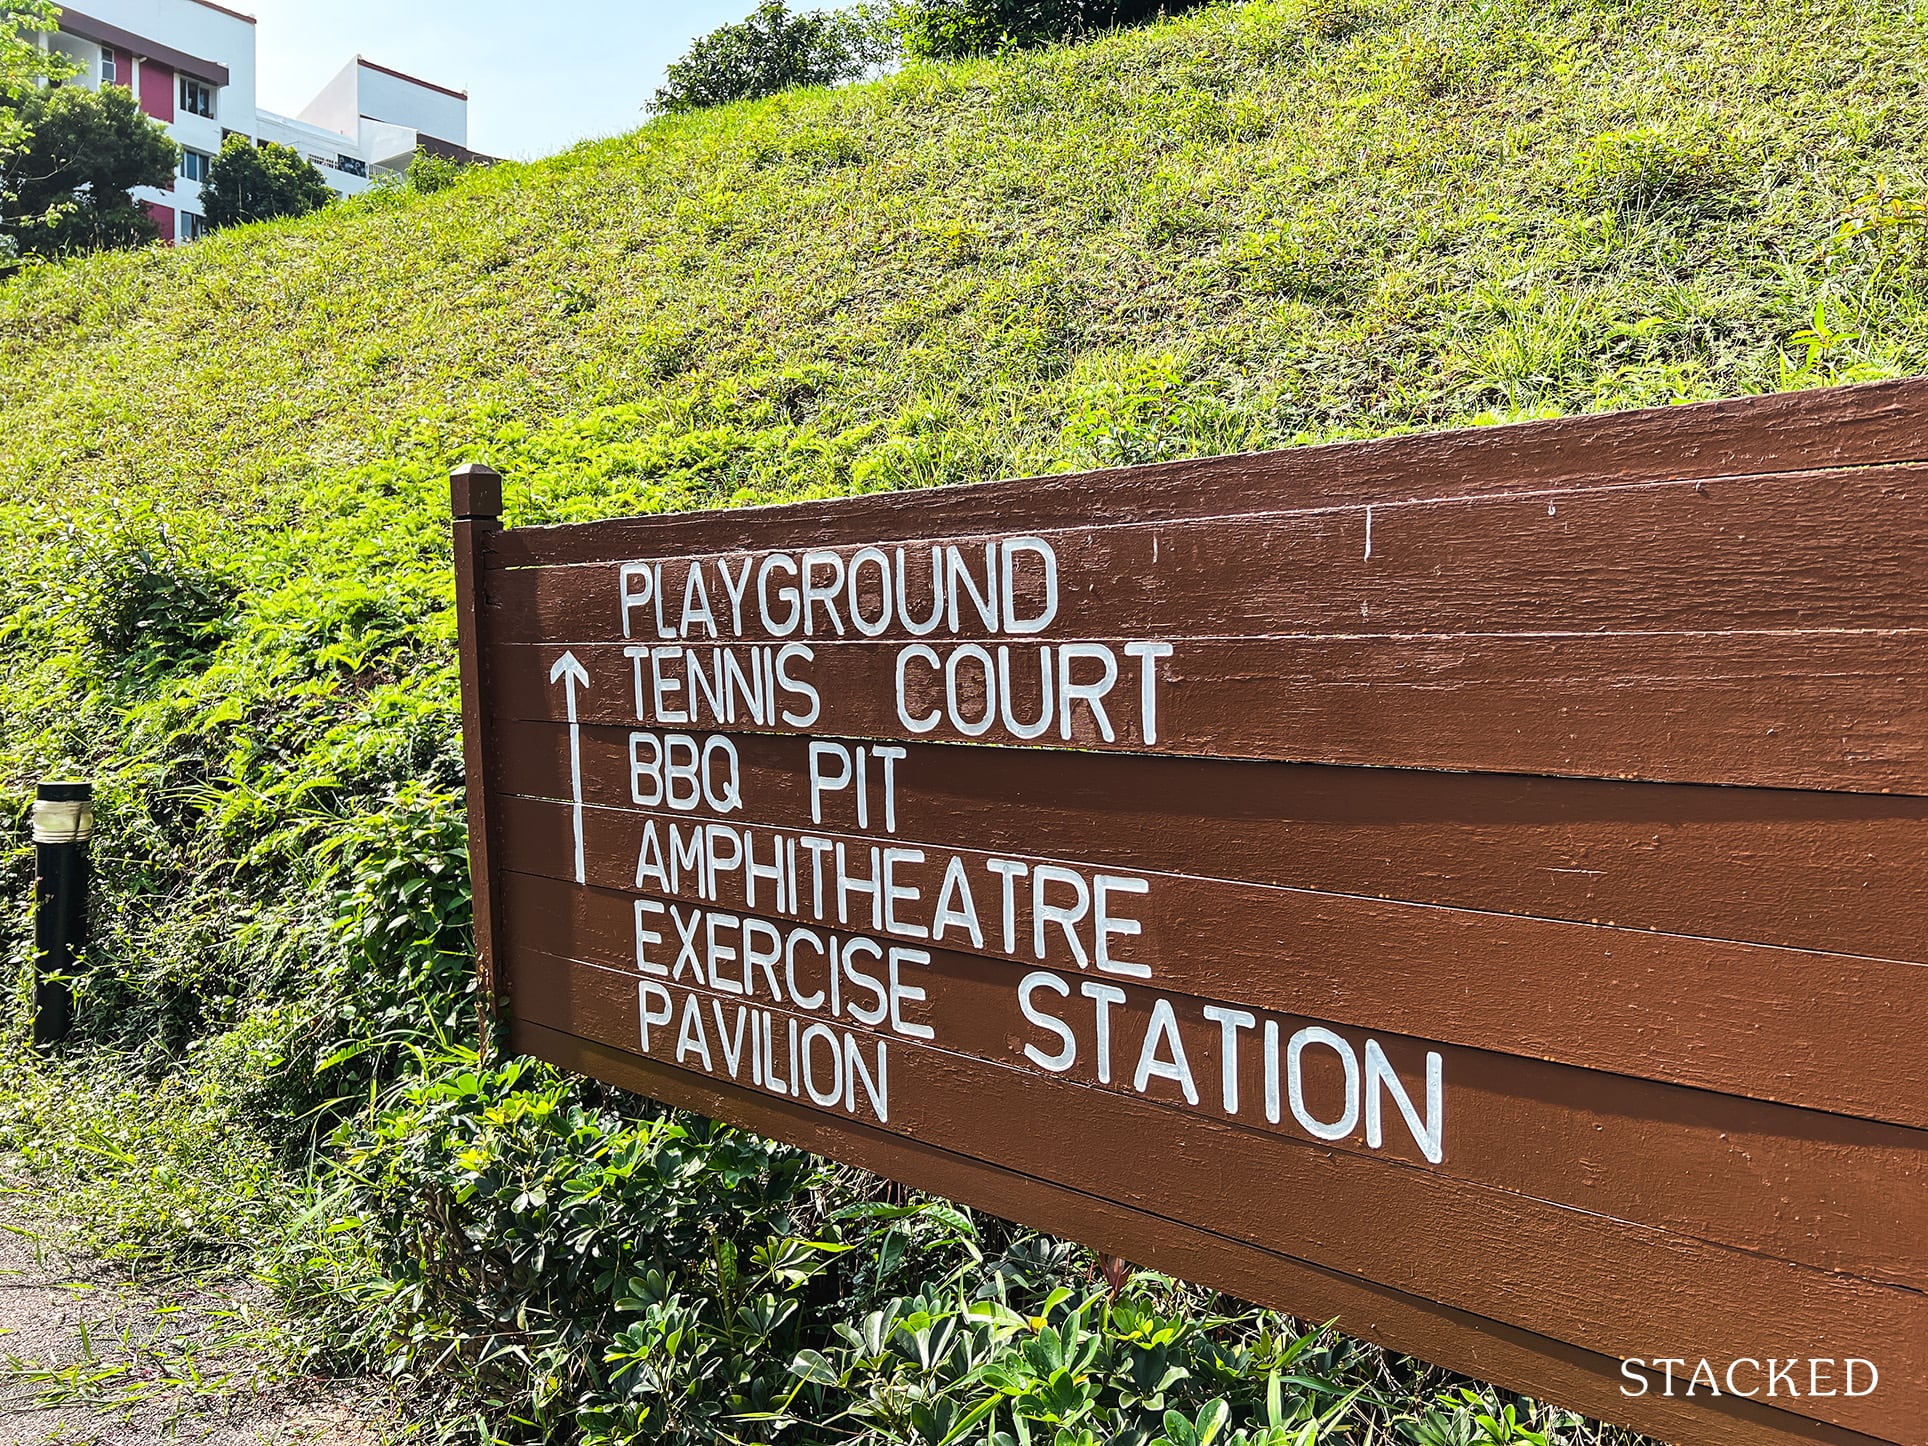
(1, 81, 176, 258)
(650, 1, 885, 115)
(0, 0, 74, 163)
(650, 0, 1220, 113)
(200, 134, 332, 230)
(899, 0, 1208, 57)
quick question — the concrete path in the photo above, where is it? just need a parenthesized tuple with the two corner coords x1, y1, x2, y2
(0, 1222, 395, 1446)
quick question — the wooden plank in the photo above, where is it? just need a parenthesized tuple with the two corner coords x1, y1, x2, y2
(484, 632, 1928, 794)
(498, 873, 1928, 1284)
(482, 466, 1928, 646)
(464, 383, 1928, 1446)
(515, 1018, 1894, 1446)
(449, 465, 507, 1049)
(489, 724, 1928, 965)
(483, 378, 1928, 570)
(503, 960, 1927, 1440)
(490, 798, 1928, 1129)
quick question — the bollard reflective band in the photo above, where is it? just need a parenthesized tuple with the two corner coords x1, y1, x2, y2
(31, 799, 93, 844)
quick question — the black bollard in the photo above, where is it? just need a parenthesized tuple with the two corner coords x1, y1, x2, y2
(31, 781, 92, 1049)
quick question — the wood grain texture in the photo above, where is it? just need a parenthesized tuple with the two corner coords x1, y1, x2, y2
(491, 790, 1928, 1130)
(483, 466, 1928, 644)
(485, 631, 1928, 793)
(449, 465, 506, 1048)
(461, 383, 1928, 1446)
(484, 378, 1928, 570)
(490, 725, 1928, 962)
(517, 1022, 1898, 1446)
(509, 991, 1928, 1442)
(498, 873, 1928, 1285)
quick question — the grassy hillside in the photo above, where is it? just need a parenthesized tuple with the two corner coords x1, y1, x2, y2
(3, 0, 1926, 1439)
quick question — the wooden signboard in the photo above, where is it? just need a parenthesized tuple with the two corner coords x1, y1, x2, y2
(450, 379, 1928, 1446)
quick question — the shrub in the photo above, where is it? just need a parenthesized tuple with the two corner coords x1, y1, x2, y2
(284, 1049, 1521, 1445)
(898, 0, 1209, 58)
(63, 523, 236, 682)
(0, 81, 176, 256)
(407, 148, 465, 195)
(201, 134, 332, 229)
(650, 1, 891, 115)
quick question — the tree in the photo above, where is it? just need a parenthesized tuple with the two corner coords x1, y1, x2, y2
(897, 0, 1205, 58)
(1, 82, 176, 258)
(405, 146, 462, 195)
(650, 0, 889, 115)
(1, 0, 74, 163)
(200, 134, 331, 230)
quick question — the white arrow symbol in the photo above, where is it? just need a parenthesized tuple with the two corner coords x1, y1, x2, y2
(549, 650, 591, 884)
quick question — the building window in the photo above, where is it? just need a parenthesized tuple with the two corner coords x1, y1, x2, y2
(180, 149, 213, 184)
(180, 78, 214, 118)
(179, 211, 210, 242)
(99, 49, 117, 85)
(337, 155, 368, 177)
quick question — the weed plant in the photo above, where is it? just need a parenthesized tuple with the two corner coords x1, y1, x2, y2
(3, 0, 1926, 1439)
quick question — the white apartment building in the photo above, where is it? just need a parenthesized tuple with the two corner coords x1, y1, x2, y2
(41, 1, 481, 242)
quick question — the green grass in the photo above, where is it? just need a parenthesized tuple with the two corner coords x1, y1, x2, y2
(2, 0, 1927, 1439)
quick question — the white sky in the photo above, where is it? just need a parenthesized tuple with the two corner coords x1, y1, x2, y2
(241, 1, 755, 161)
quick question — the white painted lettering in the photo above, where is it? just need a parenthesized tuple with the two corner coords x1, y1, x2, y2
(1364, 1039, 1445, 1164)
(1202, 1004, 1255, 1114)
(638, 981, 673, 1051)
(1019, 971, 1076, 1071)
(620, 562, 653, 641)
(1000, 537, 1058, 634)
(1134, 997, 1199, 1105)
(1287, 1026, 1360, 1141)
(634, 898, 667, 977)
(1080, 980, 1126, 1085)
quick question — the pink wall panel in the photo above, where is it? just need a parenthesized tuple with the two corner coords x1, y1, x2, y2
(143, 201, 175, 245)
(140, 61, 175, 123)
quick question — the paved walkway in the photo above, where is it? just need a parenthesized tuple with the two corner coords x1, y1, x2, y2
(0, 1223, 394, 1446)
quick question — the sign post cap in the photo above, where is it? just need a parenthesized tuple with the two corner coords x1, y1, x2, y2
(32, 779, 94, 843)
(450, 463, 503, 521)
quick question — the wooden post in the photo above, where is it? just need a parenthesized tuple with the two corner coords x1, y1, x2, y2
(450, 463, 504, 1058)
(31, 780, 93, 1049)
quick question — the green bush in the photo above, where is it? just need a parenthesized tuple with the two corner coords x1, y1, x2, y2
(898, 0, 1210, 58)
(651, 1, 890, 114)
(408, 148, 466, 195)
(0, 80, 176, 257)
(287, 1049, 1560, 1444)
(201, 134, 333, 229)
(7, 0, 1925, 1439)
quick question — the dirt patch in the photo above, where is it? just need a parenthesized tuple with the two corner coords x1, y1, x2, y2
(0, 1222, 397, 1446)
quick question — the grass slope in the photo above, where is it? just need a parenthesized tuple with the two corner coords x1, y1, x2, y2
(2, 0, 1926, 1439)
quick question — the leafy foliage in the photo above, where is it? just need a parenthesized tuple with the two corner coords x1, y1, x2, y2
(0, 0, 70, 163)
(406, 147, 466, 195)
(200, 134, 332, 230)
(3, 0, 1924, 1438)
(0, 80, 175, 257)
(651, 0, 890, 114)
(898, 0, 1210, 58)
(287, 1048, 1616, 1444)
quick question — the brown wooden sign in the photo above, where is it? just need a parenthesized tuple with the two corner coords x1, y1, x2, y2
(451, 379, 1928, 1446)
